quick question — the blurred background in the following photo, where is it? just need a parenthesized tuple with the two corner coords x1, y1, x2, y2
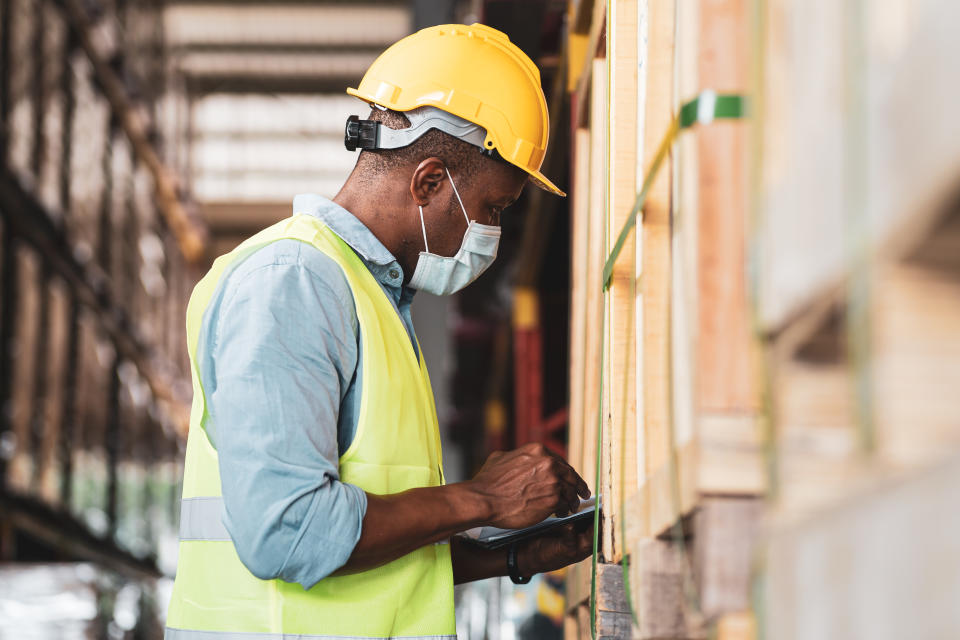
(0, 1, 573, 637)
(1, 0, 958, 639)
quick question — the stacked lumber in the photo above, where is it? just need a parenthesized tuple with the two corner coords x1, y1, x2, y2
(754, 0, 960, 637)
(564, 0, 960, 637)
(564, 0, 763, 637)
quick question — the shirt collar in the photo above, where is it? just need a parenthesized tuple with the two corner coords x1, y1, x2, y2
(292, 193, 409, 292)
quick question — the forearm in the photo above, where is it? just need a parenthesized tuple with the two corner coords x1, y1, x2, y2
(335, 481, 492, 574)
(336, 443, 591, 577)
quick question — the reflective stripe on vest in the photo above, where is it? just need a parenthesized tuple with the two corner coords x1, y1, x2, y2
(165, 630, 456, 640)
(178, 495, 449, 546)
(164, 215, 455, 638)
(179, 496, 229, 541)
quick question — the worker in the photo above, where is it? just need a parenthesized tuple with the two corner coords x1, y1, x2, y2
(164, 23, 592, 640)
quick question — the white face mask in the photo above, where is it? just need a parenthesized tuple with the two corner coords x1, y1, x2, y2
(408, 168, 501, 296)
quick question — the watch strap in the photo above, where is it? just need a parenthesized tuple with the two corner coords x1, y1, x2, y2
(507, 543, 532, 584)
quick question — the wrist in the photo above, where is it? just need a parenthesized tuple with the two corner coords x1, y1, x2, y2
(514, 542, 540, 577)
(447, 481, 495, 528)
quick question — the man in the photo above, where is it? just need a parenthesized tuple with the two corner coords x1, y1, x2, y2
(165, 23, 592, 640)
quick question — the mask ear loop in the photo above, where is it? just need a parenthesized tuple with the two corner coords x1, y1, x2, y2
(445, 167, 471, 225)
(418, 205, 430, 253)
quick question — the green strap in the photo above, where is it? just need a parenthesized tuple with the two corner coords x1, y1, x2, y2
(601, 92, 746, 291)
(678, 92, 745, 128)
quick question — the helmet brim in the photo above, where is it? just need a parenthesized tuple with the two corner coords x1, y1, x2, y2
(528, 169, 566, 197)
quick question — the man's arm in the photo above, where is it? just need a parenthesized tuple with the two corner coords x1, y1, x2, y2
(337, 443, 591, 574)
(208, 246, 367, 589)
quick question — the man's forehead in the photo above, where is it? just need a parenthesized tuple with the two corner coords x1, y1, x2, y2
(480, 162, 527, 198)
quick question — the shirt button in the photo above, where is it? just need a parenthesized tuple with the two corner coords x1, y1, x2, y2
(389, 268, 400, 280)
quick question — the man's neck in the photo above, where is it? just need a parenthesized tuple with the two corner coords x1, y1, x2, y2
(333, 174, 419, 284)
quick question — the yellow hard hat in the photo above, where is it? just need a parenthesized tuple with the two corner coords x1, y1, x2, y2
(347, 23, 565, 197)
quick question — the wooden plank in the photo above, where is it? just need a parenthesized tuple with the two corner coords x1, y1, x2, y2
(573, 0, 608, 128)
(671, 0, 699, 454)
(715, 612, 757, 640)
(623, 416, 764, 539)
(775, 306, 859, 514)
(567, 127, 592, 480)
(603, 0, 639, 563)
(872, 259, 960, 467)
(692, 496, 763, 620)
(565, 561, 631, 614)
(597, 610, 634, 640)
(38, 278, 69, 504)
(564, 607, 582, 640)
(763, 452, 960, 640)
(576, 602, 592, 640)
(566, 559, 592, 613)
(595, 562, 631, 614)
(750, 0, 960, 334)
(566, 563, 635, 640)
(640, 0, 676, 498)
(864, 0, 960, 273)
(564, 60, 601, 636)
(624, 439, 699, 540)
(754, 0, 847, 332)
(696, 0, 754, 414)
(8, 246, 41, 493)
(631, 537, 704, 640)
(579, 58, 608, 498)
(697, 413, 766, 495)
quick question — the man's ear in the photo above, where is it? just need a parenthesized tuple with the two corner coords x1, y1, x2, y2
(410, 157, 447, 206)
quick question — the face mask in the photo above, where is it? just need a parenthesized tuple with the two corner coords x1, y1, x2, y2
(408, 168, 501, 296)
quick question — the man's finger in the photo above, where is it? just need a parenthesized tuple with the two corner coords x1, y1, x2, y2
(552, 477, 577, 515)
(551, 458, 586, 496)
(578, 478, 591, 499)
(567, 472, 591, 502)
(554, 491, 572, 517)
(555, 459, 591, 500)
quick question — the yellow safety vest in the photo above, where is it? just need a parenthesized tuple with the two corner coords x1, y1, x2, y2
(164, 214, 455, 639)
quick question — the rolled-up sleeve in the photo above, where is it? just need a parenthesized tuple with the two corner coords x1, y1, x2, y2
(203, 243, 367, 590)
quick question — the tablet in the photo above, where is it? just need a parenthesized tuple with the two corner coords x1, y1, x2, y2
(460, 496, 599, 550)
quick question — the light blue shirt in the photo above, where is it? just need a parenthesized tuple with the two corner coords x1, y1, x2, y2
(196, 194, 420, 590)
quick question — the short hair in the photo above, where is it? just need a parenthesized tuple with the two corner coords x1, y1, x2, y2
(355, 107, 495, 186)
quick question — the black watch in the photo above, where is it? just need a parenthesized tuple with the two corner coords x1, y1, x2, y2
(507, 543, 532, 584)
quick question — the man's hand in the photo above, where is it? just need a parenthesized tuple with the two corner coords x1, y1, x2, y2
(449, 522, 594, 584)
(517, 522, 594, 576)
(466, 443, 591, 529)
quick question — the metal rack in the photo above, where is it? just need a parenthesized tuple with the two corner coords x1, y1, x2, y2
(0, 0, 197, 576)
